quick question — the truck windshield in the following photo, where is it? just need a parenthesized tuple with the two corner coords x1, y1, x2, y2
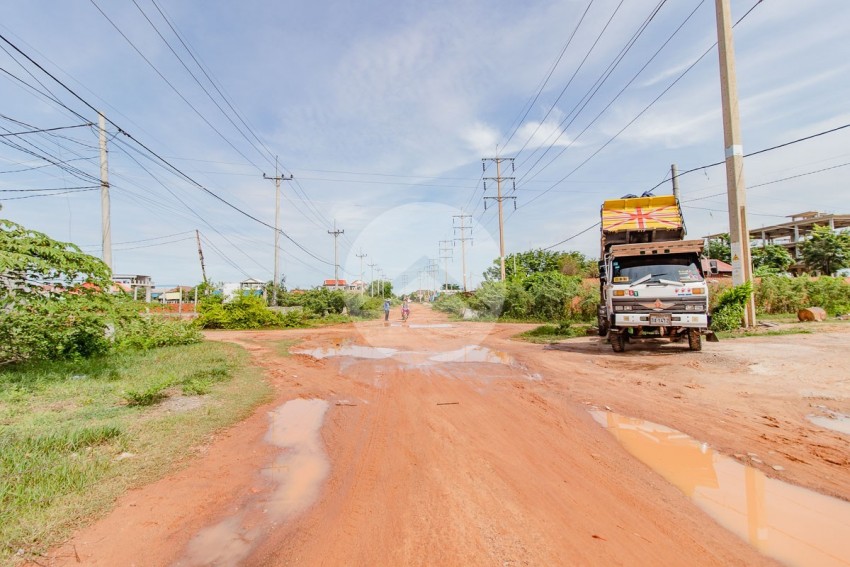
(611, 254, 703, 284)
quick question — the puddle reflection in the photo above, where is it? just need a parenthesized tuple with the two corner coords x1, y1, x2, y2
(295, 344, 515, 366)
(591, 410, 850, 567)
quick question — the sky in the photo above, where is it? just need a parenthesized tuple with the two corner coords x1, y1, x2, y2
(2, 0, 849, 293)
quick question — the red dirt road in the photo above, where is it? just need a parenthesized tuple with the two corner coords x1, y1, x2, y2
(44, 304, 850, 566)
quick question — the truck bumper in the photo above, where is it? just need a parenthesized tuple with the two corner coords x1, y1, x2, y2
(613, 313, 708, 328)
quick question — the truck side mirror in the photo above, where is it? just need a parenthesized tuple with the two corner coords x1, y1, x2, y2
(709, 260, 719, 275)
(598, 261, 606, 279)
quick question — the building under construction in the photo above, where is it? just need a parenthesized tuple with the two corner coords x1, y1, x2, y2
(707, 211, 850, 273)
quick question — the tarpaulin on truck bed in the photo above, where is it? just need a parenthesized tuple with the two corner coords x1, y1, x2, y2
(601, 195, 683, 233)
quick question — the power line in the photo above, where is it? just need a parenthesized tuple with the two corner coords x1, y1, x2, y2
(646, 122, 850, 196)
(543, 222, 600, 251)
(0, 32, 336, 267)
(0, 123, 92, 137)
(0, 187, 98, 200)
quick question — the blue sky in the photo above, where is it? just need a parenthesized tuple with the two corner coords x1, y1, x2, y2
(2, 0, 848, 292)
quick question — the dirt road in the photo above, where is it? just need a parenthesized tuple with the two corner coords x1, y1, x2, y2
(46, 304, 849, 566)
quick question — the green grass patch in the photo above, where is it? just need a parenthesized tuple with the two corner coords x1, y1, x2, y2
(514, 323, 588, 343)
(273, 338, 301, 358)
(0, 341, 270, 564)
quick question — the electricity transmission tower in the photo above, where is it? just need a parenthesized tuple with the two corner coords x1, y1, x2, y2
(263, 157, 293, 306)
(453, 212, 472, 291)
(482, 157, 515, 281)
(439, 239, 453, 291)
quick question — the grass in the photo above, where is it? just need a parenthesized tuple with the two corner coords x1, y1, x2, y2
(272, 338, 301, 358)
(513, 323, 590, 343)
(0, 341, 270, 565)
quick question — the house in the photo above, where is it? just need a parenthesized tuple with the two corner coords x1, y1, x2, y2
(112, 274, 154, 301)
(348, 279, 366, 292)
(323, 279, 347, 290)
(701, 258, 733, 279)
(158, 286, 193, 304)
(240, 278, 266, 296)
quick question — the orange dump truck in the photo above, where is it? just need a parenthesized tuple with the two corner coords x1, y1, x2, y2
(597, 194, 717, 352)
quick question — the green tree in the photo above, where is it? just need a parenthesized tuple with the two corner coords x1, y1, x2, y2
(800, 225, 850, 275)
(0, 219, 111, 298)
(751, 244, 794, 275)
(484, 249, 572, 281)
(706, 234, 731, 263)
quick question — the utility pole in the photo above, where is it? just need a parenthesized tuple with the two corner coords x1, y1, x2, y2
(482, 157, 516, 281)
(356, 250, 367, 294)
(195, 229, 207, 284)
(368, 262, 377, 297)
(670, 163, 681, 203)
(427, 258, 439, 297)
(453, 212, 473, 291)
(263, 157, 293, 306)
(98, 112, 112, 271)
(439, 239, 453, 291)
(327, 220, 345, 285)
(715, 0, 755, 327)
(400, 274, 409, 296)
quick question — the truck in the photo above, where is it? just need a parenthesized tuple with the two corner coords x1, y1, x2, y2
(597, 194, 717, 352)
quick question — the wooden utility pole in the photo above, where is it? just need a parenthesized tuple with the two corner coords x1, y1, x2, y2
(715, 0, 756, 326)
(263, 157, 293, 306)
(482, 157, 516, 281)
(195, 229, 207, 284)
(328, 220, 345, 285)
(453, 212, 473, 292)
(98, 112, 112, 271)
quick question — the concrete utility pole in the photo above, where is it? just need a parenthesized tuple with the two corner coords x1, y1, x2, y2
(368, 262, 377, 297)
(715, 0, 756, 326)
(263, 157, 293, 306)
(195, 229, 207, 284)
(98, 112, 112, 271)
(328, 220, 345, 285)
(670, 163, 681, 203)
(428, 258, 439, 296)
(439, 239, 453, 291)
(356, 250, 367, 294)
(482, 157, 516, 281)
(453, 212, 473, 291)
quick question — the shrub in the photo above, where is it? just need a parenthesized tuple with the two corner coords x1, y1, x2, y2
(432, 294, 468, 316)
(114, 314, 203, 350)
(197, 294, 284, 329)
(711, 282, 752, 331)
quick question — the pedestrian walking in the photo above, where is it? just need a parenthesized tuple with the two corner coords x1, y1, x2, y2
(383, 298, 391, 321)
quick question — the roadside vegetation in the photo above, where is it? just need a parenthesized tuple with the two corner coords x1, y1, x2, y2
(0, 220, 270, 564)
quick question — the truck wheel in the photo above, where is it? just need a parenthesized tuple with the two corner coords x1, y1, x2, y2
(598, 318, 610, 337)
(611, 332, 626, 353)
(688, 329, 702, 351)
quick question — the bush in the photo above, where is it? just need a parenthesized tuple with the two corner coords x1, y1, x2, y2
(197, 294, 285, 329)
(711, 282, 752, 331)
(0, 293, 114, 363)
(755, 275, 850, 315)
(432, 294, 468, 316)
(114, 314, 203, 350)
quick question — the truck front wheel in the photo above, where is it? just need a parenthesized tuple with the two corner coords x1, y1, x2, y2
(688, 329, 702, 351)
(611, 332, 626, 353)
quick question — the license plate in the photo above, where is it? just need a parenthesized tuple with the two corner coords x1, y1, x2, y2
(650, 314, 671, 326)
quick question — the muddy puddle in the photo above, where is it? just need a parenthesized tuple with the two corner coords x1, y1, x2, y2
(177, 398, 330, 566)
(808, 408, 850, 435)
(591, 410, 850, 567)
